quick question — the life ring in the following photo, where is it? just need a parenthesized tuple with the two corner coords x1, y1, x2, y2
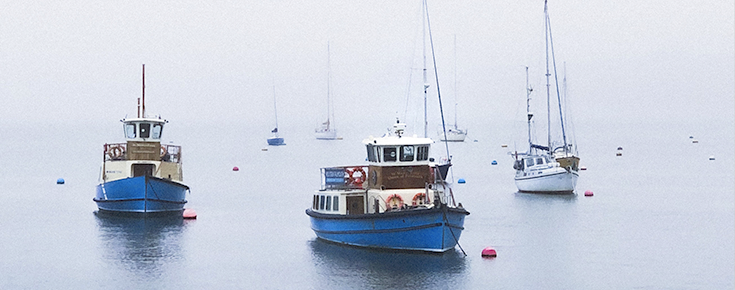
(348, 167, 366, 186)
(385, 194, 404, 209)
(160, 145, 167, 159)
(412, 192, 430, 206)
(109, 146, 122, 158)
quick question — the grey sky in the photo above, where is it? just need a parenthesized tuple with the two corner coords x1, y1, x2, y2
(1, 0, 732, 138)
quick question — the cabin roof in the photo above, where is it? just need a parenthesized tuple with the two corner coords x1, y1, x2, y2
(362, 135, 433, 146)
(122, 117, 167, 124)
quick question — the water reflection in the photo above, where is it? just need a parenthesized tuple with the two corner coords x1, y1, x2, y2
(309, 239, 468, 290)
(514, 191, 578, 203)
(94, 212, 187, 278)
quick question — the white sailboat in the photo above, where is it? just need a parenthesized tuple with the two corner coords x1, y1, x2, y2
(315, 43, 337, 140)
(512, 1, 579, 194)
(439, 35, 467, 142)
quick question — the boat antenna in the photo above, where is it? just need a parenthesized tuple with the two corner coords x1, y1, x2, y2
(141, 64, 146, 118)
(425, 0, 451, 163)
(422, 0, 429, 138)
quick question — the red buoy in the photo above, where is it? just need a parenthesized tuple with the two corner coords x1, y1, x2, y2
(183, 208, 197, 219)
(584, 190, 593, 196)
(481, 247, 497, 258)
(232, 166, 239, 171)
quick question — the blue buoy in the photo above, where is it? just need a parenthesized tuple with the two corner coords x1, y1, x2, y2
(458, 178, 466, 184)
(491, 160, 498, 165)
(56, 178, 65, 184)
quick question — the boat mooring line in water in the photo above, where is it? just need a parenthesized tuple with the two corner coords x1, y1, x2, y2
(442, 206, 466, 257)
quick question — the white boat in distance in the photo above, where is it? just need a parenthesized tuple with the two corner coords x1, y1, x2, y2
(512, 1, 579, 194)
(315, 43, 337, 140)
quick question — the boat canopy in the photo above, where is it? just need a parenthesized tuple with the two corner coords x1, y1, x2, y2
(122, 118, 166, 142)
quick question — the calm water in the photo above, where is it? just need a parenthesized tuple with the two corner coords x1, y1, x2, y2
(0, 119, 732, 289)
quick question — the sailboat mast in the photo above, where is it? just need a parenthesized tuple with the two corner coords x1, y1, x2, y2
(422, 0, 428, 138)
(453, 34, 458, 129)
(327, 42, 331, 129)
(544, 0, 551, 151)
(546, 0, 569, 152)
(272, 85, 278, 130)
(526, 66, 533, 151)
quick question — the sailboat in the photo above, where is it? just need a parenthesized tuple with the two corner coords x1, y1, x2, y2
(512, 1, 580, 194)
(94, 65, 189, 215)
(315, 43, 337, 140)
(267, 85, 285, 146)
(306, 0, 468, 253)
(439, 35, 467, 142)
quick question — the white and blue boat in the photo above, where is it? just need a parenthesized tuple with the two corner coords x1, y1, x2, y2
(267, 85, 285, 146)
(306, 121, 469, 253)
(94, 65, 189, 215)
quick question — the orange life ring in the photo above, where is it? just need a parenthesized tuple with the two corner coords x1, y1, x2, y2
(348, 167, 366, 186)
(160, 145, 168, 159)
(386, 194, 404, 209)
(412, 192, 430, 206)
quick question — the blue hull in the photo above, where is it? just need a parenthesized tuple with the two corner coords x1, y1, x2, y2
(94, 176, 188, 214)
(306, 206, 469, 252)
(267, 137, 285, 146)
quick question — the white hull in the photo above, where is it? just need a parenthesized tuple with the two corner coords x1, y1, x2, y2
(315, 129, 337, 140)
(515, 168, 578, 193)
(439, 129, 466, 142)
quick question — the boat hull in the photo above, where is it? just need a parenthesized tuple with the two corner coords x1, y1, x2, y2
(94, 175, 188, 214)
(306, 206, 469, 252)
(515, 170, 578, 194)
(439, 130, 466, 142)
(315, 130, 337, 140)
(267, 137, 285, 146)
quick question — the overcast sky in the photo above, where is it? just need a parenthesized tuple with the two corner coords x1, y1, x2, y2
(1, 0, 732, 138)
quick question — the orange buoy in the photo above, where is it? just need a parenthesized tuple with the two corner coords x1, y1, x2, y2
(183, 208, 197, 219)
(481, 247, 497, 258)
(584, 190, 593, 196)
(232, 166, 239, 171)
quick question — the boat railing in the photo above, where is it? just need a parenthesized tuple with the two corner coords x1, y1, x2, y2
(103, 143, 182, 163)
(320, 166, 368, 190)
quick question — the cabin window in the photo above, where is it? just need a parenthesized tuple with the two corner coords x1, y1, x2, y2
(536, 157, 544, 165)
(375, 147, 381, 162)
(332, 196, 339, 211)
(132, 164, 155, 177)
(319, 195, 325, 210)
(400, 145, 414, 162)
(151, 124, 163, 139)
(313, 195, 318, 209)
(326, 196, 332, 210)
(416, 146, 429, 161)
(384, 147, 397, 162)
(366, 145, 376, 162)
(525, 158, 535, 167)
(125, 124, 136, 139)
(139, 123, 151, 138)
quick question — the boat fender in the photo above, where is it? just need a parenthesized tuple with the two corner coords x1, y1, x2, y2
(412, 192, 430, 206)
(386, 194, 404, 210)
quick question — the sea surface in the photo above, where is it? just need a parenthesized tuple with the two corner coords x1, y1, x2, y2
(0, 118, 732, 289)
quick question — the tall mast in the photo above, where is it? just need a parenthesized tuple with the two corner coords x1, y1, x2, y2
(422, 0, 428, 138)
(273, 85, 278, 130)
(544, 1, 551, 151)
(526, 66, 533, 151)
(327, 42, 331, 127)
(453, 34, 458, 128)
(142, 64, 146, 118)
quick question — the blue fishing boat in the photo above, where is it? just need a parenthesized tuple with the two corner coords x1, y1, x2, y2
(93, 65, 189, 215)
(306, 121, 469, 252)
